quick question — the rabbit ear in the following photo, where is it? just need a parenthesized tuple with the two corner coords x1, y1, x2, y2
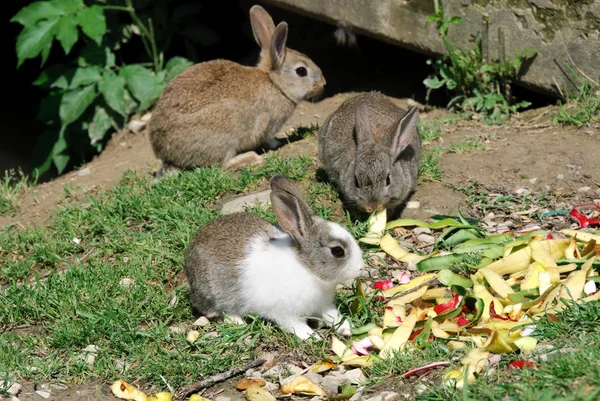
(270, 175, 314, 242)
(249, 5, 275, 49)
(354, 101, 376, 145)
(270, 22, 288, 69)
(389, 106, 419, 157)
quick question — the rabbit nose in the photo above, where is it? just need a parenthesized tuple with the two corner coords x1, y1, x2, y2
(367, 201, 382, 212)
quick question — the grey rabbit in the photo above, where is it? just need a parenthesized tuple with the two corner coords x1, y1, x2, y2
(184, 175, 364, 340)
(318, 91, 421, 217)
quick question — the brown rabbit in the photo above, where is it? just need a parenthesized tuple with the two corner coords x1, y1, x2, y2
(149, 5, 326, 174)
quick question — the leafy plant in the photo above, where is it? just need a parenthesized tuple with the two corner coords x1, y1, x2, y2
(11, 0, 197, 175)
(553, 65, 600, 127)
(423, 0, 536, 122)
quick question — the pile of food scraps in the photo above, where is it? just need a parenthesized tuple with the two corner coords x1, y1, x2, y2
(330, 209, 600, 388)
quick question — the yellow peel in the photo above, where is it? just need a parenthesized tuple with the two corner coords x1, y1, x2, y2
(380, 313, 417, 359)
(561, 229, 600, 243)
(480, 268, 515, 298)
(385, 285, 429, 307)
(382, 273, 436, 298)
(514, 336, 537, 353)
(281, 376, 326, 396)
(485, 246, 532, 275)
(110, 380, 149, 401)
(530, 240, 557, 268)
(245, 385, 277, 401)
(379, 233, 427, 263)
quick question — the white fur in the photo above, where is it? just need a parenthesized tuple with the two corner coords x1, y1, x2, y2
(238, 227, 362, 339)
(327, 221, 364, 281)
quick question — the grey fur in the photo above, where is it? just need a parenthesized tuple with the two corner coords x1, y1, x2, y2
(318, 91, 422, 216)
(184, 175, 361, 322)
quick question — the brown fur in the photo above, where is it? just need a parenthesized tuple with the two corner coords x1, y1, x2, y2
(148, 5, 325, 170)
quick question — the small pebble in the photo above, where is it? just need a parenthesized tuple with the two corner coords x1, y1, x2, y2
(406, 201, 420, 209)
(193, 316, 210, 327)
(214, 396, 231, 401)
(79, 344, 99, 365)
(77, 167, 91, 177)
(406, 262, 418, 271)
(556, 174, 565, 180)
(169, 325, 186, 334)
(344, 368, 367, 384)
(413, 227, 431, 235)
(141, 112, 152, 122)
(528, 177, 538, 184)
(596, 189, 600, 196)
(35, 390, 51, 399)
(578, 186, 591, 192)
(4, 381, 21, 396)
(127, 120, 146, 133)
(168, 296, 178, 306)
(119, 278, 135, 288)
(417, 234, 435, 245)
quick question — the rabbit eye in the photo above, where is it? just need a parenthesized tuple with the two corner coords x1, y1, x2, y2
(296, 66, 307, 77)
(386, 174, 391, 186)
(330, 246, 345, 258)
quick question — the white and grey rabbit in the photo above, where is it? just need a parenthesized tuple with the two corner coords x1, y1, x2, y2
(184, 175, 364, 339)
(318, 91, 421, 217)
(149, 5, 326, 174)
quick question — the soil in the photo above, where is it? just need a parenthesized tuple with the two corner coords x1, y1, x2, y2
(2, 92, 599, 400)
(2, 93, 599, 230)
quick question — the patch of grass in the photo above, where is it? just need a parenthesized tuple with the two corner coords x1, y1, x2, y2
(450, 181, 559, 217)
(0, 169, 33, 217)
(419, 120, 444, 143)
(554, 80, 600, 127)
(419, 147, 444, 182)
(533, 299, 600, 341)
(0, 151, 365, 390)
(448, 136, 486, 153)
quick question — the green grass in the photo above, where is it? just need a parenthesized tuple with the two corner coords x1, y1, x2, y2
(0, 169, 33, 217)
(554, 81, 600, 127)
(449, 181, 559, 218)
(419, 146, 444, 182)
(0, 151, 366, 392)
(448, 136, 486, 153)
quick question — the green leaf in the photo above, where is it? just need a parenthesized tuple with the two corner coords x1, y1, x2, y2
(52, 0, 84, 14)
(11, 2, 62, 26)
(59, 84, 97, 125)
(165, 56, 193, 82)
(16, 17, 60, 67)
(70, 66, 102, 88)
(77, 43, 107, 67)
(449, 16, 462, 24)
(36, 93, 62, 125)
(119, 65, 163, 109)
(55, 16, 78, 54)
(52, 128, 70, 174)
(31, 129, 60, 174)
(89, 106, 112, 145)
(423, 76, 445, 89)
(98, 70, 126, 116)
(77, 5, 106, 44)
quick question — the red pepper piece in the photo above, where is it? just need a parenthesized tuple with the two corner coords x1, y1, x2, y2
(569, 205, 600, 228)
(456, 313, 470, 327)
(433, 293, 461, 315)
(373, 280, 394, 290)
(410, 328, 424, 341)
(508, 360, 536, 369)
(545, 233, 554, 240)
(490, 301, 510, 321)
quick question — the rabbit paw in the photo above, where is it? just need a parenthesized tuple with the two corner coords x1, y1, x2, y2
(223, 151, 263, 170)
(279, 319, 320, 340)
(223, 313, 245, 324)
(321, 307, 351, 336)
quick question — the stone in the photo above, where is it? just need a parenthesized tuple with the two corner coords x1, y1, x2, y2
(0, 381, 21, 396)
(556, 174, 565, 180)
(406, 201, 420, 209)
(344, 368, 367, 385)
(127, 120, 146, 133)
(77, 167, 91, 177)
(578, 186, 591, 192)
(303, 372, 323, 384)
(221, 190, 272, 215)
(35, 390, 51, 399)
(214, 397, 231, 401)
(381, 392, 400, 401)
(412, 227, 431, 235)
(119, 278, 134, 288)
(193, 316, 210, 327)
(416, 234, 435, 245)
(264, 0, 600, 95)
(264, 381, 279, 392)
(141, 112, 152, 122)
(79, 345, 99, 365)
(320, 375, 349, 395)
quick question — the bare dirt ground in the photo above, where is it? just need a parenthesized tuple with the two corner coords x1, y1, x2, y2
(2, 92, 599, 401)
(2, 92, 599, 230)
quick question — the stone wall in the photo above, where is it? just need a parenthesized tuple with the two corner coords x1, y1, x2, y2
(260, 0, 600, 95)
